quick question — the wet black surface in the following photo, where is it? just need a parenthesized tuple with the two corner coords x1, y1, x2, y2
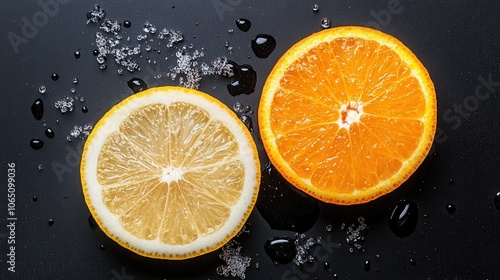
(0, 1, 499, 279)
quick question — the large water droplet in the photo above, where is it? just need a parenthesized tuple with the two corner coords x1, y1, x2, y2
(51, 73, 59, 81)
(321, 18, 331, 28)
(123, 20, 131, 28)
(236, 18, 251, 32)
(256, 163, 319, 233)
(264, 237, 296, 264)
(389, 200, 418, 238)
(30, 139, 44, 150)
(127, 78, 148, 93)
(31, 98, 44, 120)
(227, 62, 257, 96)
(251, 34, 276, 58)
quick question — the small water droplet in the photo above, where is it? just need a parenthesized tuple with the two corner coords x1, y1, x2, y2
(93, 49, 99, 56)
(364, 260, 371, 271)
(99, 244, 106, 250)
(38, 85, 46, 94)
(37, 164, 43, 171)
(448, 178, 454, 184)
(241, 115, 253, 132)
(326, 224, 332, 232)
(48, 219, 54, 226)
(82, 106, 88, 113)
(30, 139, 44, 150)
(73, 78, 79, 84)
(389, 200, 418, 238)
(410, 258, 416, 265)
(236, 18, 251, 32)
(99, 64, 107, 70)
(45, 128, 55, 138)
(123, 20, 131, 28)
(31, 98, 44, 120)
(228, 28, 234, 33)
(70, 88, 76, 93)
(321, 18, 331, 28)
(32, 196, 38, 202)
(251, 34, 276, 58)
(74, 51, 81, 58)
(333, 273, 339, 279)
(127, 78, 148, 93)
(264, 237, 296, 264)
(51, 73, 59, 81)
(323, 262, 330, 270)
(312, 4, 319, 12)
(446, 203, 456, 214)
(495, 192, 500, 210)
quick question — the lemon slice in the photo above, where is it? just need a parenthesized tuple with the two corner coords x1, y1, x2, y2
(81, 86, 260, 259)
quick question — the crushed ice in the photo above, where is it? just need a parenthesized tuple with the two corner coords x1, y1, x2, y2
(217, 240, 251, 279)
(86, 4, 106, 24)
(293, 233, 322, 266)
(343, 217, 368, 251)
(54, 96, 74, 114)
(66, 123, 93, 142)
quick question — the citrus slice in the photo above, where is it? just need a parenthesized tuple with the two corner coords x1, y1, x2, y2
(81, 86, 260, 259)
(258, 26, 437, 205)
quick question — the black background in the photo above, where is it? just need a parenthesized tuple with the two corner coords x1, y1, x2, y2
(0, 1, 499, 279)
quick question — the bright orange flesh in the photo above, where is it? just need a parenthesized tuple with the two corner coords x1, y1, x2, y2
(259, 26, 436, 204)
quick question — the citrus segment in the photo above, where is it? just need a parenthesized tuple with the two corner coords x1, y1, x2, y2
(81, 86, 260, 259)
(259, 26, 437, 204)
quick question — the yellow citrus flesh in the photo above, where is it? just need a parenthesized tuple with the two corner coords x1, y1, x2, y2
(81, 86, 260, 259)
(259, 26, 437, 205)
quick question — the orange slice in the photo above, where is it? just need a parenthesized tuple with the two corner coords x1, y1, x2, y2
(80, 86, 260, 259)
(258, 26, 437, 204)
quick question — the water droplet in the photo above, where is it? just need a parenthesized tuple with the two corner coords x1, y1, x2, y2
(227, 62, 257, 96)
(364, 260, 371, 271)
(123, 20, 131, 28)
(32, 196, 38, 202)
(74, 51, 81, 58)
(31, 98, 44, 120)
(312, 4, 319, 12)
(73, 78, 79, 84)
(48, 219, 54, 226)
(264, 237, 296, 264)
(228, 28, 234, 33)
(448, 178, 454, 184)
(251, 34, 276, 58)
(45, 128, 55, 138)
(333, 273, 339, 279)
(99, 64, 107, 70)
(88, 215, 96, 228)
(93, 49, 99, 56)
(389, 200, 418, 238)
(446, 203, 456, 214)
(410, 258, 416, 265)
(99, 244, 106, 250)
(51, 73, 59, 81)
(70, 88, 76, 93)
(37, 164, 43, 171)
(127, 78, 148, 93)
(321, 18, 331, 28)
(326, 224, 333, 232)
(240, 115, 253, 132)
(495, 192, 500, 210)
(30, 139, 44, 150)
(256, 163, 319, 233)
(236, 18, 251, 32)
(38, 85, 46, 94)
(82, 106, 88, 113)
(323, 262, 330, 270)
